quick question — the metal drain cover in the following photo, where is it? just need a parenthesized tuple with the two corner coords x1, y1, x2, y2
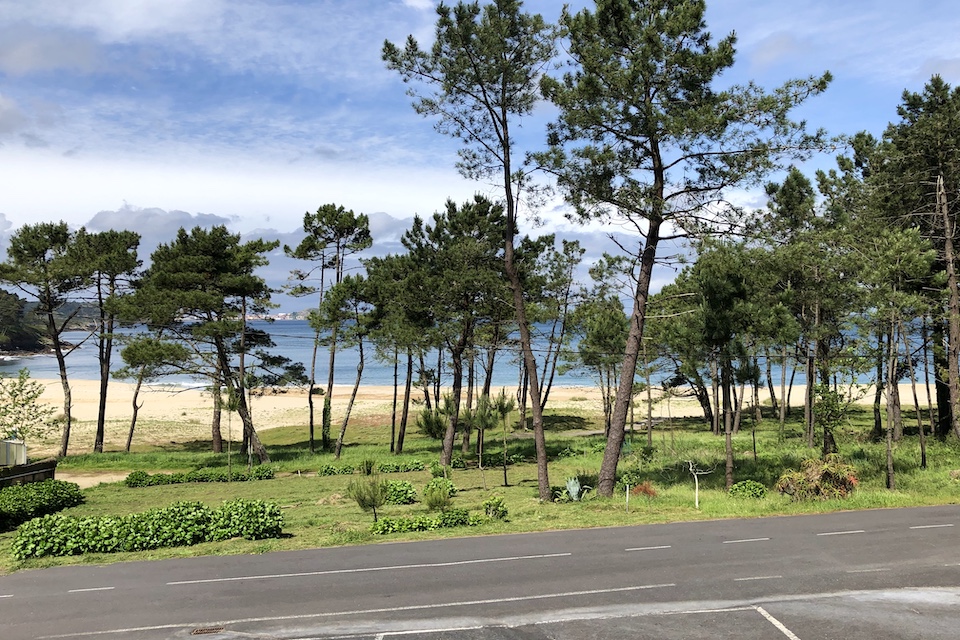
(190, 627, 225, 636)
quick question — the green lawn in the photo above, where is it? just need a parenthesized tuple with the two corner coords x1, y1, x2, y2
(3, 406, 959, 575)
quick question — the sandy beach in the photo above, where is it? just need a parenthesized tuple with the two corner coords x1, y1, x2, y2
(26, 377, 925, 458)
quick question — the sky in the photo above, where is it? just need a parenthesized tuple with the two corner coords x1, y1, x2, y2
(1, 0, 959, 310)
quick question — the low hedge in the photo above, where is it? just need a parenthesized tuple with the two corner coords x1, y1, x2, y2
(0, 480, 84, 532)
(376, 459, 426, 473)
(124, 466, 274, 487)
(370, 508, 484, 535)
(11, 498, 283, 560)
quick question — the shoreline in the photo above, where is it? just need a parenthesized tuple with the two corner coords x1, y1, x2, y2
(24, 378, 928, 458)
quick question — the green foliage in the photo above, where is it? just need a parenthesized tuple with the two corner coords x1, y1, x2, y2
(383, 481, 418, 505)
(345, 475, 389, 521)
(124, 467, 274, 487)
(359, 458, 376, 476)
(11, 499, 283, 559)
(776, 455, 858, 501)
(376, 459, 426, 473)
(0, 480, 84, 532)
(423, 477, 457, 511)
(317, 464, 355, 476)
(0, 368, 56, 444)
(481, 496, 508, 520)
(417, 408, 448, 440)
(615, 466, 645, 493)
(450, 455, 466, 469)
(429, 461, 451, 478)
(369, 508, 481, 535)
(729, 480, 767, 500)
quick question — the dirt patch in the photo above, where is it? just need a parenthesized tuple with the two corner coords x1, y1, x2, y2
(56, 472, 129, 488)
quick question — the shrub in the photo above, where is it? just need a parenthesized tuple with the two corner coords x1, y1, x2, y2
(417, 407, 447, 440)
(369, 509, 483, 535)
(423, 478, 456, 512)
(11, 499, 283, 559)
(564, 477, 591, 502)
(481, 496, 508, 520)
(346, 475, 390, 522)
(359, 459, 376, 476)
(429, 461, 451, 478)
(729, 480, 767, 500)
(376, 459, 426, 473)
(775, 455, 858, 501)
(124, 467, 274, 487)
(317, 464, 355, 477)
(0, 480, 85, 532)
(615, 466, 646, 493)
(384, 480, 418, 505)
(450, 455, 466, 469)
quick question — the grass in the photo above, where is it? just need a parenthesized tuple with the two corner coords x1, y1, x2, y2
(3, 404, 960, 575)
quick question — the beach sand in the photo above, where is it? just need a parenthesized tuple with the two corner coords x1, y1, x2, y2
(26, 377, 925, 460)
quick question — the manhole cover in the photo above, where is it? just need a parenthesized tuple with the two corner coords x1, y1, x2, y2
(191, 627, 225, 636)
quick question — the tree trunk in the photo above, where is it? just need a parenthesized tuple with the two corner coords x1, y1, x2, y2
(872, 331, 885, 442)
(323, 323, 339, 450)
(779, 345, 788, 441)
(125, 372, 145, 452)
(397, 350, 413, 454)
(391, 347, 398, 453)
(211, 379, 223, 453)
(901, 323, 927, 468)
(440, 343, 465, 467)
(711, 354, 721, 435)
(938, 174, 960, 439)
(597, 217, 662, 497)
(722, 353, 735, 490)
(335, 339, 365, 459)
(94, 307, 115, 453)
(765, 348, 779, 416)
(307, 324, 320, 453)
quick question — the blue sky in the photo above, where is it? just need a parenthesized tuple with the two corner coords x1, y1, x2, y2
(1, 0, 958, 309)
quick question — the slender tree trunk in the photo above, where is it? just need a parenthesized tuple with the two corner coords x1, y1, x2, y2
(517, 363, 528, 431)
(901, 323, 927, 468)
(598, 217, 662, 497)
(322, 324, 339, 450)
(94, 298, 116, 454)
(125, 371, 145, 452)
(922, 320, 937, 436)
(335, 340, 365, 459)
(779, 345, 788, 441)
(391, 347, 398, 453)
(722, 354, 735, 490)
(307, 325, 320, 453)
(765, 348, 778, 415)
(440, 343, 465, 467)
(211, 377, 223, 453)
(48, 308, 73, 458)
(873, 331, 885, 442)
(462, 353, 475, 455)
(419, 352, 432, 410)
(397, 350, 413, 454)
(711, 354, 721, 435)
(805, 339, 816, 448)
(939, 174, 960, 439)
(885, 321, 897, 489)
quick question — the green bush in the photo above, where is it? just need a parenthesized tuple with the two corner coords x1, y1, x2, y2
(423, 477, 457, 512)
(450, 455, 466, 469)
(346, 475, 390, 522)
(384, 480, 418, 505)
(729, 480, 767, 499)
(615, 466, 646, 493)
(370, 509, 483, 535)
(376, 459, 426, 473)
(775, 455, 858, 501)
(124, 467, 274, 487)
(429, 461, 451, 478)
(11, 499, 283, 559)
(0, 480, 85, 532)
(359, 458, 376, 476)
(481, 496, 508, 520)
(317, 464, 355, 477)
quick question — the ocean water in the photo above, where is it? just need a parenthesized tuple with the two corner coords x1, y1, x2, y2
(0, 320, 597, 389)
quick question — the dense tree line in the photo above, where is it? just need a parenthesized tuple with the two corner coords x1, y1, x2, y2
(1, 1, 958, 501)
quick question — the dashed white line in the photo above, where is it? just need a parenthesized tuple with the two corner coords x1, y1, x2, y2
(625, 545, 671, 551)
(756, 606, 802, 640)
(68, 587, 115, 593)
(734, 575, 782, 582)
(910, 524, 954, 530)
(0, 594, 13, 598)
(845, 568, 889, 574)
(37, 583, 678, 638)
(167, 553, 571, 585)
(723, 537, 770, 544)
(816, 530, 865, 536)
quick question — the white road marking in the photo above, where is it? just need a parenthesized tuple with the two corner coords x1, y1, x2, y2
(756, 606, 802, 640)
(625, 545, 671, 551)
(378, 626, 486, 637)
(910, 524, 954, 530)
(38, 583, 677, 638)
(816, 530, 865, 536)
(67, 587, 115, 593)
(166, 553, 571, 585)
(0, 594, 13, 598)
(734, 575, 782, 582)
(723, 537, 770, 544)
(846, 568, 889, 574)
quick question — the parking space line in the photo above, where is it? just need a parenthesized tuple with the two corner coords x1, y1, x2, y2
(910, 524, 954, 530)
(625, 545, 671, 551)
(816, 530, 864, 536)
(723, 537, 770, 544)
(734, 575, 782, 582)
(756, 606, 802, 640)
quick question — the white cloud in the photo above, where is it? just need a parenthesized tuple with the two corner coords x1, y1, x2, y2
(0, 26, 104, 75)
(0, 94, 27, 134)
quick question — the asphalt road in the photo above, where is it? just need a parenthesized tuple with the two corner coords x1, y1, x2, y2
(1, 505, 959, 639)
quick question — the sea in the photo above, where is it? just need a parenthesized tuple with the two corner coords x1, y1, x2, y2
(0, 320, 598, 389)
